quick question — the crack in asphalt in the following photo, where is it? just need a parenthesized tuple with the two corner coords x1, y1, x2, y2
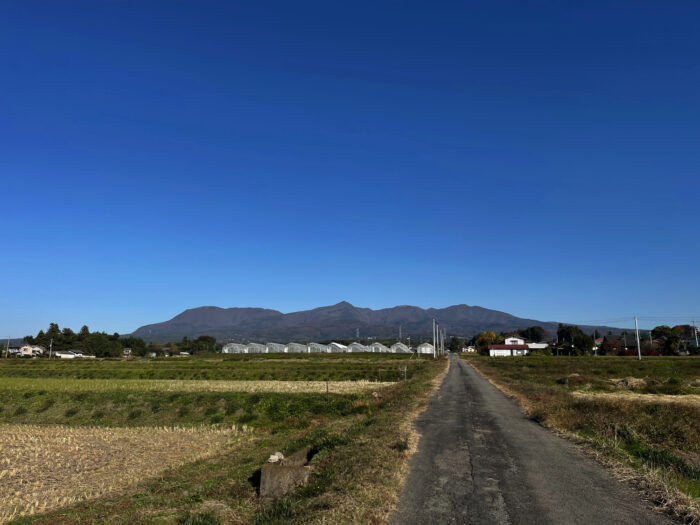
(390, 355, 675, 525)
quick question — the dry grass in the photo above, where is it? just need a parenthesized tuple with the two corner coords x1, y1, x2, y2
(302, 358, 450, 525)
(0, 424, 249, 523)
(1, 377, 395, 394)
(572, 391, 700, 407)
(465, 357, 700, 524)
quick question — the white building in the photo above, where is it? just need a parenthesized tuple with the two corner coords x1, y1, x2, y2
(54, 349, 95, 359)
(504, 336, 525, 345)
(527, 343, 548, 350)
(488, 344, 529, 357)
(19, 345, 44, 357)
(463, 346, 477, 353)
(417, 343, 434, 355)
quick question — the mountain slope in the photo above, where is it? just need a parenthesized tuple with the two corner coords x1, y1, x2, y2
(131, 302, 622, 342)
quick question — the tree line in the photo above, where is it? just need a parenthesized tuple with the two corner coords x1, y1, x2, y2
(21, 324, 222, 358)
(454, 323, 698, 356)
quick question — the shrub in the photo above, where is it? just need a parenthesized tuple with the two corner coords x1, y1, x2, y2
(64, 407, 79, 417)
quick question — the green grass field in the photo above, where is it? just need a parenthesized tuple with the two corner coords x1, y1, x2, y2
(1, 353, 446, 524)
(464, 355, 700, 520)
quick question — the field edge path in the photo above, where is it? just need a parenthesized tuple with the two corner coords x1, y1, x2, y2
(389, 354, 675, 525)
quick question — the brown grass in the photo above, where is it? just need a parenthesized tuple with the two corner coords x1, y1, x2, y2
(465, 358, 700, 524)
(302, 358, 450, 524)
(572, 391, 700, 407)
(0, 424, 249, 523)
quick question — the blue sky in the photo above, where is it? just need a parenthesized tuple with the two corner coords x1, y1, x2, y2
(2, 1, 699, 336)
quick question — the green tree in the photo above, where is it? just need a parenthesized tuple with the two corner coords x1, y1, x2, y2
(474, 331, 503, 355)
(557, 324, 593, 355)
(519, 326, 546, 342)
(448, 336, 463, 353)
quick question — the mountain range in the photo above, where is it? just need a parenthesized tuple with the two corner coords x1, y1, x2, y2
(131, 302, 623, 343)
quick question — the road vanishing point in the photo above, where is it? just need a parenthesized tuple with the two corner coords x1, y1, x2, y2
(391, 354, 674, 525)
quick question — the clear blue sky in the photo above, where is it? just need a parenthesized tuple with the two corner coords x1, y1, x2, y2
(2, 1, 699, 336)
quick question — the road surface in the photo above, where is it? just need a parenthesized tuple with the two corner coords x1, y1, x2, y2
(390, 354, 674, 525)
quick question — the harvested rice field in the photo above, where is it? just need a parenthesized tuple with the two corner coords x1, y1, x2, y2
(0, 377, 395, 394)
(0, 353, 446, 524)
(0, 424, 248, 523)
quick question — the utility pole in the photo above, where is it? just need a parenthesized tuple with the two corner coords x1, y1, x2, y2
(4, 336, 9, 359)
(49, 337, 53, 359)
(432, 319, 437, 359)
(693, 320, 699, 348)
(634, 317, 642, 361)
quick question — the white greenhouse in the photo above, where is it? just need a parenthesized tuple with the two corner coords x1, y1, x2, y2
(221, 343, 248, 354)
(391, 342, 411, 354)
(266, 343, 287, 353)
(348, 342, 368, 353)
(308, 342, 328, 353)
(369, 342, 389, 353)
(417, 343, 434, 355)
(328, 342, 347, 353)
(247, 343, 267, 354)
(287, 342, 308, 353)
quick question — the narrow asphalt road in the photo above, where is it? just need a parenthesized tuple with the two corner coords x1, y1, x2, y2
(390, 354, 674, 525)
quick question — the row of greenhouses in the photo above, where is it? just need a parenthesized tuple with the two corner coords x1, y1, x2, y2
(220, 341, 434, 354)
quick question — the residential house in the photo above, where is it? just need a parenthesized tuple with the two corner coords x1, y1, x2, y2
(488, 344, 529, 357)
(19, 345, 44, 358)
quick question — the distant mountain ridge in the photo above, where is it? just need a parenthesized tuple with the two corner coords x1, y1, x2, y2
(131, 301, 623, 342)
